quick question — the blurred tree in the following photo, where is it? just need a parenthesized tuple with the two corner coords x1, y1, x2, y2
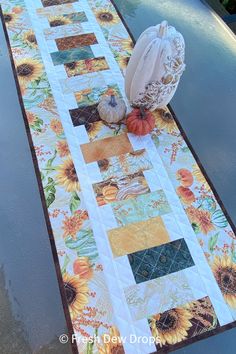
(221, 0, 236, 14)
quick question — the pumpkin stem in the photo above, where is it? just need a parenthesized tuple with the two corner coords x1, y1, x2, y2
(140, 106, 146, 119)
(159, 20, 168, 38)
(109, 95, 117, 107)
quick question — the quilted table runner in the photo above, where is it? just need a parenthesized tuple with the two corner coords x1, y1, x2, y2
(1, 0, 236, 353)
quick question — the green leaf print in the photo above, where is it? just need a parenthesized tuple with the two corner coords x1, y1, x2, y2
(44, 177, 56, 208)
(61, 255, 70, 275)
(70, 192, 81, 214)
(86, 328, 98, 354)
(46, 150, 57, 170)
(46, 192, 55, 208)
(208, 233, 219, 253)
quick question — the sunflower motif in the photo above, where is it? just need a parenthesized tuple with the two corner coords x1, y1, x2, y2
(212, 256, 236, 308)
(98, 159, 110, 172)
(15, 58, 43, 86)
(22, 30, 38, 49)
(150, 308, 192, 347)
(3, 12, 17, 26)
(95, 9, 119, 25)
(118, 57, 130, 71)
(75, 89, 91, 103)
(87, 121, 104, 140)
(63, 273, 89, 320)
(56, 157, 80, 193)
(48, 15, 71, 27)
(153, 109, 177, 134)
(64, 61, 80, 76)
(98, 326, 125, 354)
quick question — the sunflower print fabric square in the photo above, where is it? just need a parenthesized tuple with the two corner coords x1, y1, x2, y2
(48, 12, 88, 27)
(2, 0, 236, 353)
(65, 57, 109, 77)
(149, 296, 220, 349)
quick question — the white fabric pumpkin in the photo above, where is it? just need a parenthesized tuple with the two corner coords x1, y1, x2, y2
(125, 21, 186, 111)
(97, 95, 126, 124)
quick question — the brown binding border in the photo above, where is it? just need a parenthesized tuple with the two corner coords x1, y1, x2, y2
(110, 0, 236, 353)
(0, 7, 78, 354)
(1, 0, 236, 353)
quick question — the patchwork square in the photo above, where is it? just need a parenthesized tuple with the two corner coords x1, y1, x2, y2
(56, 33, 97, 50)
(128, 239, 194, 284)
(93, 171, 150, 206)
(124, 271, 194, 321)
(51, 46, 94, 65)
(48, 12, 88, 27)
(108, 216, 170, 257)
(148, 296, 220, 350)
(75, 84, 121, 107)
(70, 104, 100, 127)
(81, 134, 133, 163)
(65, 57, 109, 77)
(97, 149, 153, 180)
(42, 0, 77, 6)
(112, 190, 171, 227)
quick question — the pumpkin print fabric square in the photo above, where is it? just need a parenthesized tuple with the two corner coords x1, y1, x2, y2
(93, 171, 150, 206)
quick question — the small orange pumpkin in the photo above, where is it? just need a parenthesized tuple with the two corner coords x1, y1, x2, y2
(102, 185, 118, 202)
(73, 257, 93, 280)
(126, 107, 155, 136)
(176, 169, 194, 187)
(176, 186, 195, 205)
